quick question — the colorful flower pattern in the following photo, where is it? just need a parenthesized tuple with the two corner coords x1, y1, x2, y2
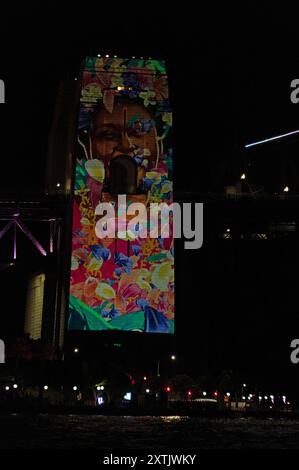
(68, 57, 174, 333)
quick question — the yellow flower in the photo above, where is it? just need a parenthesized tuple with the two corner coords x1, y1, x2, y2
(95, 282, 116, 300)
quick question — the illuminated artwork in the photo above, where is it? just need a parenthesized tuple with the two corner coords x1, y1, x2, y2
(68, 57, 174, 333)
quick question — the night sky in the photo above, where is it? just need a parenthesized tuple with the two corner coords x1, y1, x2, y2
(1, 4, 299, 395)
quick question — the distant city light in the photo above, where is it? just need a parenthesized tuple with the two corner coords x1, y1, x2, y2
(165, 386, 171, 393)
(97, 54, 101, 57)
(240, 173, 246, 180)
(203, 391, 207, 396)
(264, 396, 268, 400)
(117, 86, 124, 91)
(226, 228, 230, 232)
(145, 389, 150, 394)
(283, 186, 289, 192)
(226, 392, 231, 397)
(245, 129, 299, 148)
(100, 386, 104, 391)
(74, 348, 79, 353)
(187, 390, 192, 396)
(243, 384, 247, 387)
(105, 54, 109, 58)
(44, 385, 48, 390)
(143, 376, 147, 381)
(96, 386, 101, 391)
(5, 386, 10, 391)
(242, 396, 246, 400)
(124, 392, 132, 401)
(56, 183, 61, 188)
(171, 355, 176, 360)
(98, 397, 104, 405)
(13, 384, 18, 389)
(73, 386, 78, 391)
(213, 391, 218, 397)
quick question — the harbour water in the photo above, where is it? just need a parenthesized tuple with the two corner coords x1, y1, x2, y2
(1, 414, 299, 449)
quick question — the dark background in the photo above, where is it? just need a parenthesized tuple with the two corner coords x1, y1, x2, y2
(1, 3, 299, 395)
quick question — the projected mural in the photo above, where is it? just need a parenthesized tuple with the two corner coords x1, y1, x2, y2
(68, 57, 174, 333)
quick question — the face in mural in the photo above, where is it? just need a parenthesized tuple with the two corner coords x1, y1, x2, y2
(91, 100, 158, 168)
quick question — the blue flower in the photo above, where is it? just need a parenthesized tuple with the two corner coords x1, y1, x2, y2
(109, 306, 120, 318)
(132, 245, 141, 255)
(90, 245, 111, 261)
(114, 252, 133, 273)
(143, 177, 153, 191)
(137, 298, 148, 309)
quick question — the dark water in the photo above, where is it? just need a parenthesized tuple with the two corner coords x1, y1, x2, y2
(1, 414, 299, 449)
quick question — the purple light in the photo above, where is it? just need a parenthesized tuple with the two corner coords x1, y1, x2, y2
(15, 218, 47, 256)
(13, 222, 17, 260)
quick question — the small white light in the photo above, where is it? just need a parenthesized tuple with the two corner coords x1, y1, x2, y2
(143, 376, 147, 381)
(171, 355, 176, 360)
(242, 396, 246, 400)
(73, 386, 78, 391)
(117, 86, 124, 91)
(114, 55, 117, 58)
(44, 385, 48, 390)
(97, 54, 101, 57)
(105, 54, 109, 58)
(203, 391, 207, 396)
(249, 394, 253, 398)
(132, 56, 135, 59)
(145, 388, 150, 394)
(283, 186, 289, 192)
(74, 348, 79, 353)
(96, 386, 101, 391)
(243, 384, 247, 387)
(124, 392, 132, 401)
(226, 392, 230, 397)
(74, 78, 77, 81)
(270, 395, 274, 400)
(56, 183, 61, 188)
(240, 173, 246, 180)
(264, 396, 268, 400)
(259, 396, 262, 400)
(13, 384, 18, 389)
(226, 228, 230, 232)
(5, 386, 10, 391)
(100, 386, 104, 391)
